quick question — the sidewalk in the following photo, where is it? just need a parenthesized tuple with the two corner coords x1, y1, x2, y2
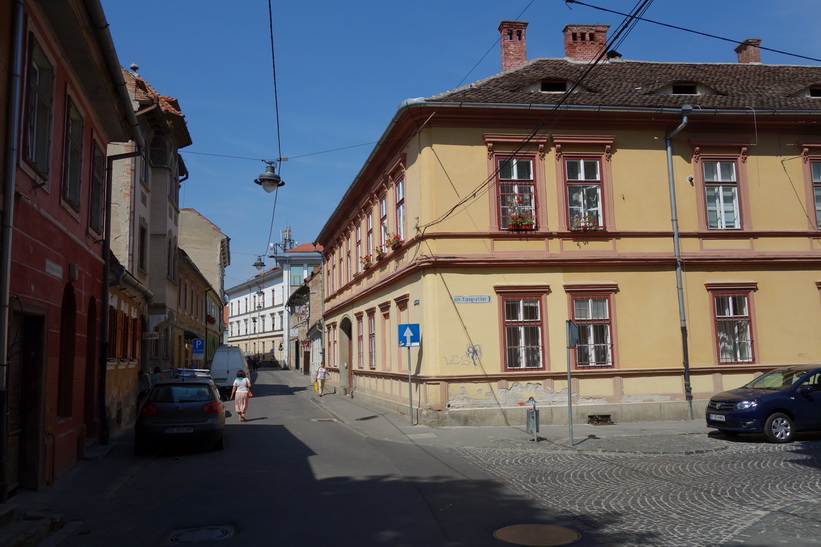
(285, 369, 722, 455)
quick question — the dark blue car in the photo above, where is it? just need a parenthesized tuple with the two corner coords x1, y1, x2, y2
(706, 365, 821, 443)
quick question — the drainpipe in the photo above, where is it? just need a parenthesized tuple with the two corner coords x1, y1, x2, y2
(665, 104, 694, 420)
(0, 0, 25, 501)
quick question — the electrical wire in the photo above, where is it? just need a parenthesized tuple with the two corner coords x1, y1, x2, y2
(184, 3, 818, 169)
(422, 0, 654, 230)
(260, 0, 285, 261)
(566, 0, 821, 64)
(454, 0, 537, 89)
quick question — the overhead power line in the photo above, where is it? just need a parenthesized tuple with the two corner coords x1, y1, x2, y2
(566, 0, 821, 63)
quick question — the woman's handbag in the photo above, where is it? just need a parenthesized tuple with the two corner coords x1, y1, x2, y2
(313, 381, 319, 392)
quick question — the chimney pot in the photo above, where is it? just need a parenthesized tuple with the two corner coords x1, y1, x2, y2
(735, 38, 762, 63)
(499, 20, 529, 72)
(563, 24, 609, 61)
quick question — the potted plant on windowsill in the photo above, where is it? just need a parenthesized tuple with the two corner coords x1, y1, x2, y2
(570, 213, 601, 231)
(508, 215, 535, 230)
(374, 245, 387, 260)
(360, 254, 373, 268)
(506, 195, 535, 230)
(386, 233, 403, 250)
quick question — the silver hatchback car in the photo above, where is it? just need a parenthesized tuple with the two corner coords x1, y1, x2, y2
(135, 378, 225, 454)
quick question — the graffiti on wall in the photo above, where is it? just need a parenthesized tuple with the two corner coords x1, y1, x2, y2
(443, 344, 483, 366)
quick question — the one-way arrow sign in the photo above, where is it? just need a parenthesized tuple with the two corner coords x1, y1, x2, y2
(398, 323, 420, 347)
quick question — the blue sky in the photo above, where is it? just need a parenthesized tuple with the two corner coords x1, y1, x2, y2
(100, 0, 821, 287)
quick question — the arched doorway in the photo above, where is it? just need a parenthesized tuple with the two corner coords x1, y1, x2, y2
(339, 317, 353, 395)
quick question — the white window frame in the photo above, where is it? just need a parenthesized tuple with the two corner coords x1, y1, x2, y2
(572, 296, 613, 368)
(395, 178, 405, 241)
(714, 294, 754, 363)
(566, 158, 603, 229)
(498, 158, 536, 229)
(379, 195, 388, 247)
(704, 160, 740, 229)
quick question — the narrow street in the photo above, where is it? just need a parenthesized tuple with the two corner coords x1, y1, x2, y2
(16, 369, 575, 547)
(11, 368, 821, 546)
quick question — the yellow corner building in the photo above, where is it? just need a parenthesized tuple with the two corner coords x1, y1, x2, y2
(315, 22, 821, 426)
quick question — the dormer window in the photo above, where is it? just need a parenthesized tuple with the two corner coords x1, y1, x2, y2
(810, 87, 821, 98)
(672, 83, 698, 95)
(541, 81, 567, 93)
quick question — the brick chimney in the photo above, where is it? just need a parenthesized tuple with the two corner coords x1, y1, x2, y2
(563, 24, 609, 61)
(735, 38, 762, 63)
(499, 20, 528, 72)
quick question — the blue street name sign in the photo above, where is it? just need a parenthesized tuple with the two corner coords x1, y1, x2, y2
(398, 324, 420, 347)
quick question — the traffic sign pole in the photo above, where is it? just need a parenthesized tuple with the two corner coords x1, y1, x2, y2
(398, 324, 420, 426)
(407, 346, 412, 426)
(566, 321, 579, 447)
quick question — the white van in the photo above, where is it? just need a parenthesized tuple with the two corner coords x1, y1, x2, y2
(209, 346, 250, 399)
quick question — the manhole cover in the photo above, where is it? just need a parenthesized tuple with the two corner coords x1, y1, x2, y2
(493, 524, 581, 546)
(166, 525, 235, 544)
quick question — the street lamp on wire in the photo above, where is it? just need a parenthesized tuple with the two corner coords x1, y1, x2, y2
(254, 160, 285, 193)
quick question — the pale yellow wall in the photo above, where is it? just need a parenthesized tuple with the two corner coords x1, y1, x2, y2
(322, 117, 821, 417)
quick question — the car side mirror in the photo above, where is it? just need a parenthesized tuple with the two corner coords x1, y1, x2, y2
(799, 385, 814, 394)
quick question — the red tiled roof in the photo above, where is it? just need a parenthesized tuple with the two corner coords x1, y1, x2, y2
(122, 69, 185, 118)
(286, 242, 322, 253)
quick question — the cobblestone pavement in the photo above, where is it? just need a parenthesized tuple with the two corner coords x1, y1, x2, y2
(451, 435, 821, 546)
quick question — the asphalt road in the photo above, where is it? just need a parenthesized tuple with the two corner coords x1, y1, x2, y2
(13, 369, 821, 546)
(20, 370, 588, 546)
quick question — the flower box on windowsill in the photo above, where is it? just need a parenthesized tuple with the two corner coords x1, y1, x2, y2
(508, 224, 534, 231)
(570, 225, 604, 232)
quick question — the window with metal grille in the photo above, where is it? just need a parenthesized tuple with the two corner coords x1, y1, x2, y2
(714, 294, 754, 363)
(573, 296, 613, 368)
(368, 313, 376, 370)
(503, 297, 543, 369)
(356, 315, 363, 368)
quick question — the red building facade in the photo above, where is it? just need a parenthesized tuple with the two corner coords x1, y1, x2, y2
(1, 0, 138, 496)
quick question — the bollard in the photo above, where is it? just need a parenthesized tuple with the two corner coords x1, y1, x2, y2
(525, 397, 539, 442)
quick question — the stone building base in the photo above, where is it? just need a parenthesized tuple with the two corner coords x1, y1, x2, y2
(348, 389, 709, 427)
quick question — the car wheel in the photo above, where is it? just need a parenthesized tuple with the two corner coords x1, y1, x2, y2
(214, 435, 224, 451)
(764, 412, 794, 443)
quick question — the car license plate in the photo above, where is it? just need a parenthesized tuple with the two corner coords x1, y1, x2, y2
(165, 426, 194, 434)
(709, 414, 725, 422)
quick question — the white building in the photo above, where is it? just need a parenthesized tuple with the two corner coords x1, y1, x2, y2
(225, 268, 288, 366)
